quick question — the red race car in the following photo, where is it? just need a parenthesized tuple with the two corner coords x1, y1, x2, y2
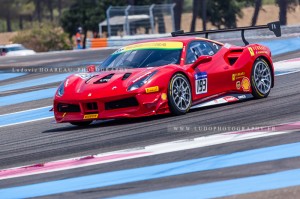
(54, 22, 281, 126)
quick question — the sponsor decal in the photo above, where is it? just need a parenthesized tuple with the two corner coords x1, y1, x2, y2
(223, 96, 238, 102)
(256, 51, 268, 54)
(248, 46, 268, 56)
(161, 93, 167, 100)
(195, 72, 208, 94)
(238, 95, 247, 99)
(252, 46, 267, 51)
(145, 86, 159, 93)
(195, 72, 207, 80)
(242, 77, 251, 91)
(113, 41, 183, 54)
(83, 114, 98, 120)
(248, 47, 255, 56)
(87, 65, 96, 72)
(236, 81, 241, 89)
(232, 72, 245, 81)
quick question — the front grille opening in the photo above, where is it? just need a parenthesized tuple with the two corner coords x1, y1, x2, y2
(94, 74, 114, 84)
(86, 102, 98, 111)
(105, 97, 138, 110)
(57, 103, 80, 112)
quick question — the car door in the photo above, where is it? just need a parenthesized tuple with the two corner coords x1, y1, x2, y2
(185, 40, 226, 101)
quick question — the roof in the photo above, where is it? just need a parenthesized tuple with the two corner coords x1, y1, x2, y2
(0, 44, 23, 48)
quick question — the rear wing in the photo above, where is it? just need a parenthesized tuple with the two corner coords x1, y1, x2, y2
(171, 21, 281, 46)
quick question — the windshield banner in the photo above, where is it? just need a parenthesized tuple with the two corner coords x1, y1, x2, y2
(113, 41, 183, 54)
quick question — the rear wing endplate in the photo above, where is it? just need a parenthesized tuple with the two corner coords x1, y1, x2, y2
(171, 21, 281, 46)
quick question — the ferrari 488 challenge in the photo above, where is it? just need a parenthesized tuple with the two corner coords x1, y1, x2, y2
(53, 22, 281, 126)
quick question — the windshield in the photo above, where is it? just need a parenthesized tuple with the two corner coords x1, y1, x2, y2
(101, 41, 183, 69)
(7, 46, 26, 52)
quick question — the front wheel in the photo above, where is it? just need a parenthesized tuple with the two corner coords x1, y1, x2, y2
(70, 121, 93, 126)
(168, 73, 192, 115)
(251, 58, 272, 99)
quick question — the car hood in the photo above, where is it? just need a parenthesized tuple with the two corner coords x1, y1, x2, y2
(60, 67, 158, 100)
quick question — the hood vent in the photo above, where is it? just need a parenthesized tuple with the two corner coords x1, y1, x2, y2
(122, 73, 132, 80)
(94, 74, 114, 84)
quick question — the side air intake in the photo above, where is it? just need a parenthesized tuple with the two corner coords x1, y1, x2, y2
(227, 49, 243, 66)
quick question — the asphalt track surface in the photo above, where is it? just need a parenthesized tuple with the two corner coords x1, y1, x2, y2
(0, 48, 300, 198)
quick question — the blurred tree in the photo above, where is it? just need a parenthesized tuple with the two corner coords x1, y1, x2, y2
(34, 0, 42, 23)
(0, 0, 18, 32)
(197, 0, 246, 29)
(0, 0, 78, 32)
(276, 0, 298, 25)
(190, 0, 199, 32)
(61, 0, 122, 48)
(12, 23, 72, 52)
(58, 0, 62, 17)
(190, 0, 207, 31)
(48, 0, 54, 21)
(251, 0, 262, 26)
(173, 0, 183, 31)
(201, 0, 207, 31)
(56, 0, 76, 18)
(133, 0, 169, 33)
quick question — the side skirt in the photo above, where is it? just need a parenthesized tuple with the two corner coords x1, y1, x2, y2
(190, 93, 253, 109)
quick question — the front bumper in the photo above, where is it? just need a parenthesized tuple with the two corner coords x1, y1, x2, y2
(54, 92, 169, 123)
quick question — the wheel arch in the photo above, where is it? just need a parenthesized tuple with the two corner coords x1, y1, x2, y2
(170, 71, 192, 88)
(256, 55, 274, 88)
(167, 71, 192, 115)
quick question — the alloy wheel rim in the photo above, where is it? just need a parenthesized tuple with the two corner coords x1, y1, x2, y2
(172, 76, 191, 111)
(254, 61, 272, 95)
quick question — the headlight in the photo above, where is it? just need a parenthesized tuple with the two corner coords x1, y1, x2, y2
(57, 81, 65, 96)
(128, 70, 158, 91)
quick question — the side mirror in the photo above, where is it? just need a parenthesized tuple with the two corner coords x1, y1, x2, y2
(190, 56, 212, 69)
(86, 65, 96, 73)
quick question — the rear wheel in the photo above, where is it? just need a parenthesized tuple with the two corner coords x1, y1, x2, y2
(251, 58, 272, 99)
(70, 121, 93, 126)
(168, 73, 192, 115)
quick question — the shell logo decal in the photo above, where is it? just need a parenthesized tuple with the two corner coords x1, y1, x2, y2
(242, 77, 250, 91)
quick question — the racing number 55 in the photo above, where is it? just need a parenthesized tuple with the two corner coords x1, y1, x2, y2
(196, 78, 207, 94)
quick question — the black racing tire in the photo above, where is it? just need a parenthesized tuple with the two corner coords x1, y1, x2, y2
(251, 58, 272, 99)
(70, 121, 93, 126)
(168, 73, 192, 115)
